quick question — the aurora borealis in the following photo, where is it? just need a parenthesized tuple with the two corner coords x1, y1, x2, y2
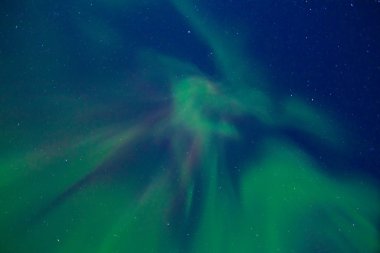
(1, 1, 380, 252)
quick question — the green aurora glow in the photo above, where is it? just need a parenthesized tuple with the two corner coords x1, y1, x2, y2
(0, 1, 379, 253)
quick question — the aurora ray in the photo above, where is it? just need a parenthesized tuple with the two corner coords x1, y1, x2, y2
(0, 1, 379, 253)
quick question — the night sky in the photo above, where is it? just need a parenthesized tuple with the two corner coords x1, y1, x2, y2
(1, 1, 380, 252)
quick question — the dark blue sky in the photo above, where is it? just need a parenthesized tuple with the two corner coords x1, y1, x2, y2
(1, 0, 379, 175)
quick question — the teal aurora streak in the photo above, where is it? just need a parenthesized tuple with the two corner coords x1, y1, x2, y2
(0, 1, 379, 253)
